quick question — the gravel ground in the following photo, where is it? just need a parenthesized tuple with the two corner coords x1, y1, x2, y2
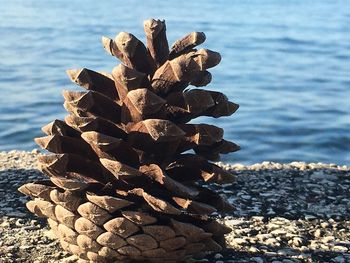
(0, 150, 349, 263)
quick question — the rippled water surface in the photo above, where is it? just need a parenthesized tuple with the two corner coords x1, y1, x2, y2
(0, 0, 349, 164)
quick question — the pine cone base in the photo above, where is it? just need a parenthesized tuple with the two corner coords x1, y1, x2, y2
(21, 182, 228, 262)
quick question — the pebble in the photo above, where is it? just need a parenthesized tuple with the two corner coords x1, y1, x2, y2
(278, 249, 296, 256)
(231, 238, 248, 246)
(304, 215, 317, 221)
(333, 256, 346, 263)
(321, 222, 330, 228)
(1, 221, 10, 228)
(333, 246, 348, 252)
(291, 237, 304, 247)
(322, 236, 335, 243)
(265, 238, 280, 246)
(314, 229, 322, 238)
(15, 218, 24, 227)
(214, 253, 223, 259)
(251, 257, 264, 263)
(310, 171, 337, 181)
(271, 229, 287, 236)
(248, 246, 260, 253)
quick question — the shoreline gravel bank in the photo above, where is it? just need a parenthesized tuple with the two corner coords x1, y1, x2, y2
(0, 151, 349, 263)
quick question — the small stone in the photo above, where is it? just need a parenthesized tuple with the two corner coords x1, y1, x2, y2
(214, 253, 223, 259)
(322, 236, 335, 243)
(271, 229, 287, 236)
(320, 222, 329, 228)
(304, 215, 317, 221)
(15, 219, 24, 227)
(310, 240, 319, 250)
(249, 246, 260, 253)
(333, 246, 348, 252)
(310, 171, 337, 180)
(30, 219, 38, 226)
(264, 251, 278, 257)
(256, 234, 271, 241)
(291, 237, 304, 247)
(314, 229, 323, 238)
(1, 221, 10, 228)
(333, 256, 345, 263)
(22, 225, 39, 231)
(277, 249, 296, 256)
(226, 219, 245, 226)
(251, 257, 264, 263)
(241, 194, 251, 200)
(19, 245, 31, 250)
(297, 253, 311, 259)
(328, 218, 336, 224)
(251, 216, 264, 221)
(231, 238, 248, 246)
(265, 238, 280, 246)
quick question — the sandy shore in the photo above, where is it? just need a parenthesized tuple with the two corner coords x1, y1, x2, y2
(0, 150, 349, 263)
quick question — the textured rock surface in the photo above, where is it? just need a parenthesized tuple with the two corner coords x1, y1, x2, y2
(1, 151, 349, 263)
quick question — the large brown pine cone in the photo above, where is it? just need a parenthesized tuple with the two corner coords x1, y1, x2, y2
(18, 19, 240, 263)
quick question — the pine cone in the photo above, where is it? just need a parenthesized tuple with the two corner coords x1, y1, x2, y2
(19, 19, 240, 263)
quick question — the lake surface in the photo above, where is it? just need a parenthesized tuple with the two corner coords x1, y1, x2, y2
(0, 0, 349, 165)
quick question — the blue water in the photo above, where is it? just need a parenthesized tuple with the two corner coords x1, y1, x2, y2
(0, 0, 349, 165)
